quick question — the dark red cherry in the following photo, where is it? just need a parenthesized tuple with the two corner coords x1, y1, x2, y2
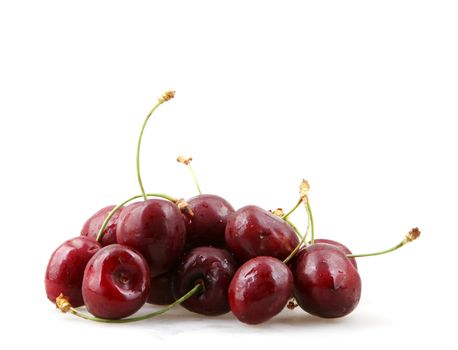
(172, 247, 237, 316)
(45, 236, 101, 307)
(229, 256, 293, 324)
(225, 205, 299, 262)
(148, 272, 175, 305)
(81, 205, 124, 246)
(183, 194, 235, 248)
(292, 243, 361, 318)
(315, 238, 357, 268)
(116, 199, 186, 277)
(82, 244, 150, 319)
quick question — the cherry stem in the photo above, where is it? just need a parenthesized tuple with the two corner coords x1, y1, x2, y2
(177, 156, 202, 194)
(305, 198, 315, 244)
(347, 242, 404, 258)
(187, 163, 202, 194)
(96, 192, 177, 242)
(67, 283, 203, 323)
(283, 205, 311, 265)
(282, 199, 302, 219)
(284, 217, 303, 239)
(136, 91, 175, 201)
(347, 228, 421, 258)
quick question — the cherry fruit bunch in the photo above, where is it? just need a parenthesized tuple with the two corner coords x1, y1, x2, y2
(45, 91, 420, 325)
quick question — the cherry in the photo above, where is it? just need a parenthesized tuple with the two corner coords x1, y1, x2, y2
(148, 272, 175, 305)
(314, 238, 357, 268)
(80, 205, 124, 246)
(225, 205, 299, 262)
(292, 243, 361, 318)
(183, 194, 235, 248)
(229, 256, 293, 324)
(82, 244, 150, 319)
(173, 246, 237, 316)
(45, 236, 101, 307)
(116, 199, 186, 277)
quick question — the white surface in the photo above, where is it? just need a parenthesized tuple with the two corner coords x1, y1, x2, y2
(0, 1, 457, 349)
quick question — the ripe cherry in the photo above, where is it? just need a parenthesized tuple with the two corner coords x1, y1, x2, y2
(183, 194, 235, 248)
(148, 272, 175, 305)
(81, 205, 124, 246)
(225, 205, 299, 262)
(173, 246, 237, 316)
(82, 244, 150, 319)
(292, 243, 361, 318)
(116, 199, 186, 277)
(314, 238, 357, 268)
(45, 236, 101, 307)
(229, 256, 293, 324)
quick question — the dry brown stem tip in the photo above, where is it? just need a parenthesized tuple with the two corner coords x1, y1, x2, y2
(56, 293, 72, 313)
(177, 155, 193, 165)
(158, 90, 176, 103)
(405, 227, 421, 243)
(271, 208, 285, 217)
(177, 199, 194, 216)
(300, 179, 310, 200)
(287, 299, 298, 310)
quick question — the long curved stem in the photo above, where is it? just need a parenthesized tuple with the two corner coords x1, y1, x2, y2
(136, 103, 161, 201)
(67, 284, 202, 323)
(96, 193, 176, 242)
(136, 91, 175, 201)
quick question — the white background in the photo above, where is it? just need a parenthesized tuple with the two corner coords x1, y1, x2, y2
(1, 0, 457, 349)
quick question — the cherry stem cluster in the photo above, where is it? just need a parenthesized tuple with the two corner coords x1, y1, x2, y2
(283, 217, 310, 265)
(282, 180, 315, 264)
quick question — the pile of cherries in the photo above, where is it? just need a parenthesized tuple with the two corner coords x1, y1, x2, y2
(45, 91, 420, 325)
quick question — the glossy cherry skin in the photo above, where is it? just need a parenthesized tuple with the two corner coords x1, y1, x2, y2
(82, 244, 150, 319)
(315, 238, 357, 268)
(173, 247, 237, 316)
(225, 205, 299, 262)
(45, 236, 101, 307)
(292, 243, 361, 318)
(81, 205, 124, 246)
(229, 256, 293, 324)
(183, 194, 235, 248)
(148, 272, 175, 305)
(116, 199, 186, 277)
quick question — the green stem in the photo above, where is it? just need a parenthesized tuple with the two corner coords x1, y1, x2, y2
(69, 283, 202, 323)
(282, 199, 302, 219)
(347, 228, 420, 258)
(284, 217, 302, 239)
(96, 193, 176, 242)
(136, 102, 163, 201)
(188, 164, 202, 194)
(347, 241, 406, 258)
(283, 220, 310, 265)
(305, 199, 315, 244)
